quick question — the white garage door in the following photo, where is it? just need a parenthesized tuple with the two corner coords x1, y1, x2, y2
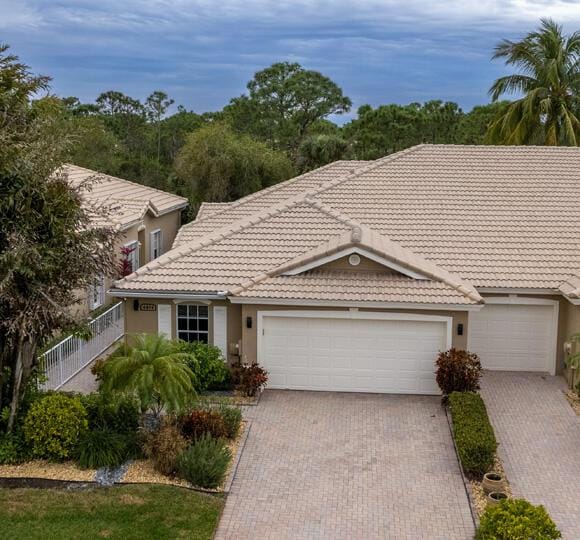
(468, 302, 557, 373)
(259, 313, 450, 395)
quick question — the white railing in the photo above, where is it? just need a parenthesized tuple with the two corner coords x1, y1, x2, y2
(41, 302, 124, 391)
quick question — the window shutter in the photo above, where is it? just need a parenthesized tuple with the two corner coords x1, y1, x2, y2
(157, 304, 172, 337)
(213, 306, 228, 358)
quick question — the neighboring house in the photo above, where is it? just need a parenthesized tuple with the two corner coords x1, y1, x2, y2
(65, 164, 188, 314)
(110, 146, 580, 395)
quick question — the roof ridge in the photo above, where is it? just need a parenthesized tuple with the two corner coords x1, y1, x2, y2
(174, 147, 423, 246)
(298, 144, 425, 202)
(182, 160, 362, 229)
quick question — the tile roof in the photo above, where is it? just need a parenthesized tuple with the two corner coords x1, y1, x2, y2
(65, 164, 188, 229)
(230, 216, 482, 304)
(232, 271, 478, 304)
(173, 160, 370, 246)
(195, 202, 233, 221)
(112, 145, 580, 303)
(114, 192, 481, 305)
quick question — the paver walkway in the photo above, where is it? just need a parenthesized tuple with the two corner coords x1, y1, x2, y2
(481, 372, 580, 539)
(217, 390, 474, 539)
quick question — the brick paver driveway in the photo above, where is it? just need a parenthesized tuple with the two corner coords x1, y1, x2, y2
(481, 372, 580, 539)
(217, 390, 474, 539)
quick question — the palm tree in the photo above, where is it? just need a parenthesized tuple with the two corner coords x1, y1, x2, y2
(487, 19, 580, 145)
(101, 334, 196, 416)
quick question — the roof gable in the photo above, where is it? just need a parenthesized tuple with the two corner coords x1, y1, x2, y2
(64, 164, 188, 228)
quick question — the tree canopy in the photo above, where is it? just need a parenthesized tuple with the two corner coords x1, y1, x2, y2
(224, 62, 351, 156)
(174, 122, 294, 212)
(487, 18, 580, 145)
(0, 44, 118, 430)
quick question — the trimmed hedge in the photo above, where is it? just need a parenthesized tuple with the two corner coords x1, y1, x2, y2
(448, 391, 497, 476)
(476, 498, 561, 539)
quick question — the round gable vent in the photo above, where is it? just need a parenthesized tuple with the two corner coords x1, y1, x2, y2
(348, 254, 361, 266)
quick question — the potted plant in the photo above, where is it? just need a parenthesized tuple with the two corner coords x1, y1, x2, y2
(487, 491, 508, 506)
(483, 472, 507, 494)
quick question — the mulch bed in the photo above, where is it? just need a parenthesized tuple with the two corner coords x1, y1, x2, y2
(0, 420, 248, 494)
(564, 390, 580, 415)
(469, 455, 513, 517)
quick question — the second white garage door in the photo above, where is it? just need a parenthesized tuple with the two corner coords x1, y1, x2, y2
(258, 312, 451, 395)
(468, 301, 557, 374)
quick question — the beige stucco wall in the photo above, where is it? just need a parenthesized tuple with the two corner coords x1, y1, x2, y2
(75, 209, 183, 316)
(119, 292, 579, 375)
(123, 297, 242, 364)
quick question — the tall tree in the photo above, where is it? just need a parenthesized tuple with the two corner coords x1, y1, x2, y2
(0, 45, 119, 430)
(145, 91, 174, 163)
(225, 62, 351, 158)
(487, 18, 580, 145)
(175, 123, 294, 210)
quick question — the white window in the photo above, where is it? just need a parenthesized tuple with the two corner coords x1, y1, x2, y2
(150, 229, 163, 261)
(124, 241, 139, 272)
(89, 274, 105, 310)
(177, 304, 209, 343)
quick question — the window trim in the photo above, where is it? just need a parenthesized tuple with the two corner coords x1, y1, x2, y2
(176, 303, 209, 343)
(150, 229, 162, 261)
(124, 240, 139, 273)
(89, 274, 105, 310)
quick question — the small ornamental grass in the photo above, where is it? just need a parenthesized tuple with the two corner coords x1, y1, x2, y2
(218, 404, 242, 439)
(448, 391, 497, 477)
(436, 348, 482, 397)
(23, 393, 88, 461)
(74, 430, 128, 469)
(476, 499, 561, 540)
(176, 434, 231, 489)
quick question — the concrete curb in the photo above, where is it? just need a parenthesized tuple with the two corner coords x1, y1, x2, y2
(223, 419, 252, 493)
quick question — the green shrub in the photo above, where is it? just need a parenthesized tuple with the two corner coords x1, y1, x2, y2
(436, 348, 482, 397)
(80, 393, 140, 434)
(23, 393, 88, 460)
(476, 498, 561, 539)
(0, 432, 28, 465)
(448, 392, 497, 476)
(218, 404, 242, 439)
(173, 341, 230, 391)
(74, 430, 127, 469)
(176, 434, 231, 489)
(181, 408, 228, 441)
(143, 420, 188, 475)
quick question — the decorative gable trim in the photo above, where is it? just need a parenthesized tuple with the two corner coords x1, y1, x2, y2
(282, 247, 430, 280)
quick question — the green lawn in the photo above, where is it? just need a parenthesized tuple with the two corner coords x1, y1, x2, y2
(0, 484, 224, 539)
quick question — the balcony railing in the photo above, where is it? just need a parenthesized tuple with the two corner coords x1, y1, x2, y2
(41, 302, 124, 391)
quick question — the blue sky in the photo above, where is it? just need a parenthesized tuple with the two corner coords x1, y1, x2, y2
(2, 1, 580, 122)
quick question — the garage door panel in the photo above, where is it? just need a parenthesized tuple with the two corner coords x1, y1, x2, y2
(469, 303, 555, 372)
(260, 314, 447, 395)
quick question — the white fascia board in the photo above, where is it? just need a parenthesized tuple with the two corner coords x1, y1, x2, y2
(108, 289, 226, 300)
(228, 296, 482, 311)
(282, 247, 429, 280)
